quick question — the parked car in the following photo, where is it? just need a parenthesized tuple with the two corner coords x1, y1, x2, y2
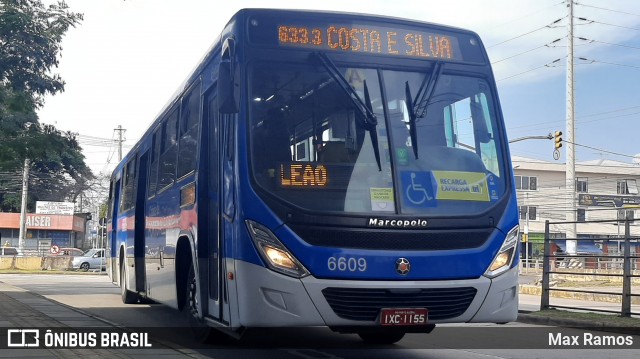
(0, 247, 20, 256)
(53, 247, 84, 257)
(71, 248, 105, 271)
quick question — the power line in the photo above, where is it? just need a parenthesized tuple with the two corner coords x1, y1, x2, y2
(578, 105, 640, 119)
(576, 2, 640, 18)
(508, 105, 640, 137)
(497, 58, 564, 81)
(577, 111, 640, 126)
(488, 18, 564, 48)
(579, 18, 640, 32)
(571, 141, 638, 159)
(491, 39, 563, 64)
(576, 56, 640, 70)
(589, 59, 640, 70)
(576, 37, 640, 51)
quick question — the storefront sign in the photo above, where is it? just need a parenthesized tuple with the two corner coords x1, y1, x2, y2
(36, 201, 75, 215)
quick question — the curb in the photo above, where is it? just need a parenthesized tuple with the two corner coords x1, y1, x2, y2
(517, 313, 640, 335)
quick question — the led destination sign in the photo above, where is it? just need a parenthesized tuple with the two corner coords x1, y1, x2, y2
(280, 163, 328, 188)
(279, 162, 368, 190)
(278, 24, 462, 61)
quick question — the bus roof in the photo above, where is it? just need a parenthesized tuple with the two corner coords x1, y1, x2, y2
(113, 8, 488, 175)
(242, 8, 478, 36)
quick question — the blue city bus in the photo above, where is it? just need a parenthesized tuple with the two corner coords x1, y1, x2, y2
(106, 8, 519, 344)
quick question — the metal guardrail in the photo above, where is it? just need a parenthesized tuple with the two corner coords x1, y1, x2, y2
(540, 219, 640, 317)
(520, 258, 544, 272)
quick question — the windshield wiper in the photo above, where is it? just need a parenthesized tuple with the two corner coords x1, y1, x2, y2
(404, 62, 443, 160)
(315, 52, 382, 171)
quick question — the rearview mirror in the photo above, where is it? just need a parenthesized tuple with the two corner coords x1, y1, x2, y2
(470, 98, 491, 144)
(218, 61, 239, 113)
(218, 38, 239, 114)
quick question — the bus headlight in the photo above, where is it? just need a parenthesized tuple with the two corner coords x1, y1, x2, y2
(484, 225, 519, 278)
(246, 220, 309, 278)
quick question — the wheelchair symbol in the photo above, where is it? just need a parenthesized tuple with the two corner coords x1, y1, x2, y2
(406, 172, 433, 205)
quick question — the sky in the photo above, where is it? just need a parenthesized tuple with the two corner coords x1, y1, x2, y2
(36, 0, 640, 175)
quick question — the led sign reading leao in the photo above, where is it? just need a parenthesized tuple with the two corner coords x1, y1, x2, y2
(278, 24, 461, 61)
(280, 163, 328, 188)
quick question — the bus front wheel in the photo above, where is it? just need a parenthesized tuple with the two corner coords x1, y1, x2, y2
(121, 263, 139, 304)
(185, 263, 213, 342)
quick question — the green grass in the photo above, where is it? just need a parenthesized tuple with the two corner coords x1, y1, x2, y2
(527, 308, 640, 327)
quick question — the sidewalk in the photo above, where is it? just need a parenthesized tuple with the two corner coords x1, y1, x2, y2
(0, 274, 637, 358)
(0, 282, 202, 358)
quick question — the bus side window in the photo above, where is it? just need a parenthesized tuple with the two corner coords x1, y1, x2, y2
(178, 81, 201, 178)
(120, 156, 137, 211)
(159, 109, 179, 190)
(148, 129, 161, 198)
(108, 180, 114, 218)
(444, 94, 500, 177)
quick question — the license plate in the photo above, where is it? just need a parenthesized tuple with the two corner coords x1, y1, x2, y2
(379, 308, 428, 326)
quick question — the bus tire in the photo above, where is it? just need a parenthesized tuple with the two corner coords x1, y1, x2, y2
(357, 331, 405, 345)
(121, 262, 139, 304)
(184, 263, 213, 342)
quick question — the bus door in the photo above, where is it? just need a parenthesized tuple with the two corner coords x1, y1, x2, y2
(134, 151, 150, 292)
(218, 110, 236, 324)
(202, 90, 224, 321)
(109, 178, 122, 282)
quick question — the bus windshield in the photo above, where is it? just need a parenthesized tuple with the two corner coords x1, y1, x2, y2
(249, 60, 506, 216)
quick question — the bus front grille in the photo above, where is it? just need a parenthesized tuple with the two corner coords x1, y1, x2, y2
(289, 225, 492, 250)
(322, 287, 477, 322)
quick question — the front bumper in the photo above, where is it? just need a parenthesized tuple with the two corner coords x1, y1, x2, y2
(233, 260, 518, 328)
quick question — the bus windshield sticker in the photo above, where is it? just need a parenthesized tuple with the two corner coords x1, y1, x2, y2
(401, 171, 437, 207)
(278, 25, 462, 61)
(432, 171, 489, 202)
(487, 173, 500, 202)
(370, 188, 394, 212)
(401, 170, 490, 206)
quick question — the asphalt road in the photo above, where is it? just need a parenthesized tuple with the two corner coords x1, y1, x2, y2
(1, 273, 639, 358)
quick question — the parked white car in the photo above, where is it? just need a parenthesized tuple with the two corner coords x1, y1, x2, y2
(72, 248, 106, 271)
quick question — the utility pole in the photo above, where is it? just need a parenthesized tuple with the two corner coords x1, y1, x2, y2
(18, 158, 30, 251)
(114, 125, 126, 161)
(565, 0, 577, 254)
(524, 193, 530, 274)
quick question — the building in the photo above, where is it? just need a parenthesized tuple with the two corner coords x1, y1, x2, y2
(0, 213, 87, 253)
(513, 156, 640, 258)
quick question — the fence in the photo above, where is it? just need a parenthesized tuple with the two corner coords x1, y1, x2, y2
(540, 219, 640, 317)
(0, 243, 90, 271)
(520, 258, 545, 272)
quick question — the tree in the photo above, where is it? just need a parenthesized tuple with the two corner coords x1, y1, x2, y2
(0, 0, 83, 101)
(0, 0, 91, 211)
(0, 123, 93, 212)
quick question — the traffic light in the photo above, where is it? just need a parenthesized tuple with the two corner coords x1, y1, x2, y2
(554, 131, 563, 149)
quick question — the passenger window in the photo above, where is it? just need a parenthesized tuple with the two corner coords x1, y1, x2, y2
(159, 109, 179, 190)
(120, 156, 137, 211)
(148, 130, 161, 197)
(178, 82, 201, 178)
